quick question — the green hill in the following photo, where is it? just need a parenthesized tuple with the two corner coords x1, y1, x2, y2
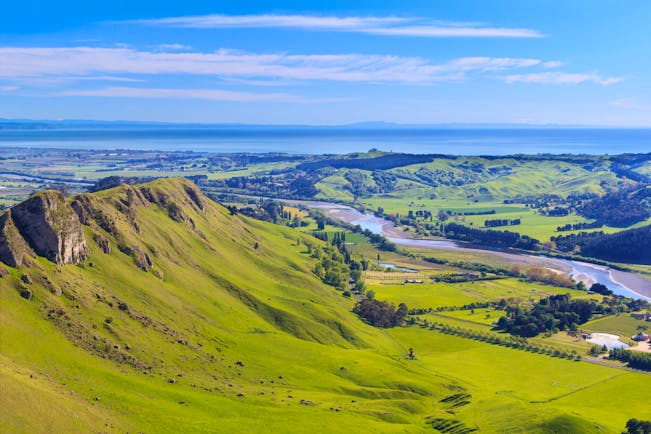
(0, 178, 648, 433)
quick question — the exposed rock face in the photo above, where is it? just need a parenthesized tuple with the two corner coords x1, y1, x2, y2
(7, 191, 89, 265)
(0, 178, 204, 270)
(0, 210, 36, 267)
(93, 233, 111, 254)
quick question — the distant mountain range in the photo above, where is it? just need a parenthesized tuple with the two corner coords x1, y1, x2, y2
(0, 118, 642, 131)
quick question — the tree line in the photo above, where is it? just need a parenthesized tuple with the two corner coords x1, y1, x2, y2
(484, 218, 521, 228)
(443, 222, 540, 250)
(496, 293, 648, 338)
(609, 348, 651, 371)
(552, 225, 651, 264)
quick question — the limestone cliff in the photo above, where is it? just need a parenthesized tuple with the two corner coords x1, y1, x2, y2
(3, 191, 89, 266)
(0, 210, 35, 267)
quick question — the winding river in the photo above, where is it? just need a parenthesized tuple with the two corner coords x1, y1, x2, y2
(306, 202, 651, 302)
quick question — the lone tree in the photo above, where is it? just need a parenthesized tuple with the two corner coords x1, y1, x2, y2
(408, 347, 415, 360)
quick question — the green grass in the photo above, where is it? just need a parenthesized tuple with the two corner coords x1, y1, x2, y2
(389, 326, 651, 433)
(311, 156, 632, 242)
(583, 314, 651, 338)
(368, 278, 584, 309)
(1, 178, 649, 433)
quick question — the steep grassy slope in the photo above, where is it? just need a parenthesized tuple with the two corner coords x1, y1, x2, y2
(0, 179, 449, 433)
(1, 178, 648, 433)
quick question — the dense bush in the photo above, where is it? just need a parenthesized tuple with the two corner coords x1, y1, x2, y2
(578, 187, 651, 227)
(353, 299, 408, 328)
(496, 294, 597, 337)
(626, 418, 651, 434)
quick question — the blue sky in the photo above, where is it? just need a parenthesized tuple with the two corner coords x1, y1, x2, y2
(0, 0, 649, 125)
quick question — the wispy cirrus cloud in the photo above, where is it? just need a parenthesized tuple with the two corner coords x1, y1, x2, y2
(0, 46, 553, 84)
(56, 86, 306, 102)
(129, 14, 544, 38)
(502, 71, 623, 86)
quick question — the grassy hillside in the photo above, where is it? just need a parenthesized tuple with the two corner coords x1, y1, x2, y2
(314, 156, 625, 242)
(1, 178, 649, 433)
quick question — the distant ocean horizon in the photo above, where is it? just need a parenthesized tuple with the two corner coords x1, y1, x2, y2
(1, 127, 650, 155)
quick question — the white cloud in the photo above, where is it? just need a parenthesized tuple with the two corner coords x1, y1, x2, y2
(134, 14, 406, 30)
(156, 43, 192, 51)
(131, 14, 544, 38)
(0, 85, 18, 91)
(361, 25, 541, 38)
(610, 98, 650, 111)
(56, 86, 303, 102)
(72, 75, 143, 82)
(443, 57, 542, 71)
(0, 46, 549, 84)
(56, 86, 352, 103)
(502, 71, 623, 86)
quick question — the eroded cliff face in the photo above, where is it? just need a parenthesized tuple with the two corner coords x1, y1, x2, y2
(0, 210, 35, 267)
(0, 179, 205, 270)
(0, 191, 88, 267)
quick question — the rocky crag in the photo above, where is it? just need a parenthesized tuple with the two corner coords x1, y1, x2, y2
(0, 190, 88, 267)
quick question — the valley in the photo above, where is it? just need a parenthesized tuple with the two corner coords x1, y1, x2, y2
(1, 174, 650, 433)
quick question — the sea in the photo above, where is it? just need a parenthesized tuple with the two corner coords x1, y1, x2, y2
(1, 127, 651, 154)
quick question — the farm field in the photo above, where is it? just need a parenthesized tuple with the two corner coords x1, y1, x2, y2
(389, 327, 651, 433)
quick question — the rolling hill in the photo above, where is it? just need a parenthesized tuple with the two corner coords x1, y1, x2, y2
(1, 178, 649, 433)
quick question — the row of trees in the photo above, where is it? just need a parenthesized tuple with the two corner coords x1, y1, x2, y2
(443, 222, 540, 250)
(609, 348, 651, 371)
(556, 221, 603, 232)
(484, 218, 521, 228)
(422, 321, 581, 360)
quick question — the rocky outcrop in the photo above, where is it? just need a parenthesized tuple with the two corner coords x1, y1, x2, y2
(0, 210, 36, 267)
(0, 178, 205, 270)
(1, 191, 89, 266)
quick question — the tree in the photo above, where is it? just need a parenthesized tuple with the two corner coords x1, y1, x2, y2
(352, 299, 408, 328)
(408, 347, 415, 360)
(590, 283, 613, 296)
(394, 303, 409, 326)
(626, 418, 651, 434)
